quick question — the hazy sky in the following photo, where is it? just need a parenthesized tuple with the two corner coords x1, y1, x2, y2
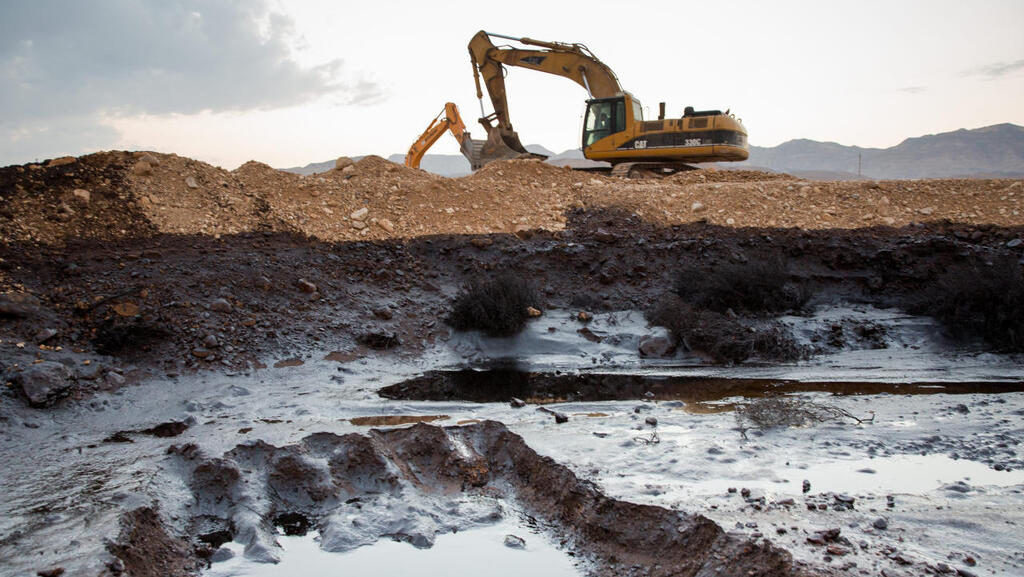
(2, 0, 1022, 168)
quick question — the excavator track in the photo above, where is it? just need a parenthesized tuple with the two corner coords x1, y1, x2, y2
(609, 162, 699, 178)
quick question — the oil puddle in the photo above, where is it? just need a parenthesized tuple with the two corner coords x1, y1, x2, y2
(348, 415, 448, 426)
(204, 519, 582, 577)
(685, 454, 1024, 498)
(379, 369, 1024, 403)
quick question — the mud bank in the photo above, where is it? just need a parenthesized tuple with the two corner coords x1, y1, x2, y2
(167, 421, 807, 577)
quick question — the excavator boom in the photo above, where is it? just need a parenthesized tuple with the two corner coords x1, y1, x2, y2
(468, 30, 621, 164)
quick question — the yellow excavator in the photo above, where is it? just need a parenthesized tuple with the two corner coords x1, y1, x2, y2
(405, 31, 748, 176)
(469, 31, 748, 176)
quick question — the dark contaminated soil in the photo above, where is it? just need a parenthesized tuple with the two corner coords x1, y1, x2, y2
(2, 209, 1023, 405)
(165, 420, 814, 577)
(378, 371, 1024, 404)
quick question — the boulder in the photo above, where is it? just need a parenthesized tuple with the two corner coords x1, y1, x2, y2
(639, 328, 676, 357)
(13, 361, 74, 407)
(335, 156, 355, 171)
(0, 292, 41, 317)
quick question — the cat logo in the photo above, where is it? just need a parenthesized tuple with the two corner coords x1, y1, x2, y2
(634, 140, 647, 150)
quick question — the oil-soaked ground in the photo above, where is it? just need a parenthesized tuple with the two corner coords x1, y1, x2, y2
(2, 214, 1024, 577)
(380, 370, 1024, 404)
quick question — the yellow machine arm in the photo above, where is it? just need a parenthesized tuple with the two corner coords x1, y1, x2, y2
(404, 102, 475, 170)
(467, 31, 622, 162)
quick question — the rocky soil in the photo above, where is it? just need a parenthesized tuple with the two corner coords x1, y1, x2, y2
(1, 151, 1022, 247)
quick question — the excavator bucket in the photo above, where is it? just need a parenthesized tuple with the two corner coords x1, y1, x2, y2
(468, 121, 547, 169)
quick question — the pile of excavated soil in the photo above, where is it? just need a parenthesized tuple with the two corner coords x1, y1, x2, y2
(1, 151, 1022, 246)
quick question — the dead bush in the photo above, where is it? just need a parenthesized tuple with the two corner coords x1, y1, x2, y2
(909, 258, 1024, 351)
(735, 396, 873, 439)
(445, 273, 539, 336)
(648, 295, 804, 364)
(674, 256, 808, 315)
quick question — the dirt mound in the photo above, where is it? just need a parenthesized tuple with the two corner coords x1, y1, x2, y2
(3, 151, 1021, 247)
(163, 421, 808, 576)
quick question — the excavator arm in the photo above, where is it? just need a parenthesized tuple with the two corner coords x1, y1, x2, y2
(404, 102, 477, 170)
(468, 31, 622, 163)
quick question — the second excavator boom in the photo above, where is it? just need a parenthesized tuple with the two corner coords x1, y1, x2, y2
(405, 102, 482, 170)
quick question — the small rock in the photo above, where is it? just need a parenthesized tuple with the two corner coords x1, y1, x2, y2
(48, 156, 76, 167)
(296, 279, 318, 293)
(802, 480, 811, 493)
(210, 547, 235, 563)
(503, 534, 526, 549)
(210, 298, 232, 313)
(954, 404, 969, 414)
(202, 334, 219, 348)
(106, 371, 126, 387)
(184, 176, 199, 189)
(377, 218, 395, 233)
(510, 398, 527, 408)
(645, 416, 658, 426)
(351, 220, 367, 230)
(35, 328, 58, 343)
(372, 307, 393, 320)
(14, 362, 73, 407)
(350, 207, 369, 221)
(691, 201, 706, 213)
(0, 292, 41, 317)
(72, 189, 91, 202)
(639, 329, 676, 357)
(37, 568, 65, 577)
(1007, 238, 1022, 248)
(956, 569, 978, 577)
(140, 153, 160, 166)
(335, 156, 355, 170)
(356, 331, 400, 349)
(191, 348, 213, 359)
(526, 306, 542, 318)
(873, 517, 888, 530)
(577, 311, 592, 322)
(553, 412, 569, 424)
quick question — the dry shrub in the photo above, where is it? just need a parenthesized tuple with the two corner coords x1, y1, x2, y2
(735, 396, 872, 438)
(648, 295, 804, 364)
(675, 256, 808, 315)
(445, 273, 539, 336)
(910, 258, 1024, 351)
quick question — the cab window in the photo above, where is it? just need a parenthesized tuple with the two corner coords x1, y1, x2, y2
(583, 101, 615, 147)
(632, 99, 643, 122)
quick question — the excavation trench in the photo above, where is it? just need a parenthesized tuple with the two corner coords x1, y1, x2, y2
(378, 370, 1024, 404)
(155, 421, 809, 577)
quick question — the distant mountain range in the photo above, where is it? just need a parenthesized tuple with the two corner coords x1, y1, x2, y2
(281, 123, 1024, 180)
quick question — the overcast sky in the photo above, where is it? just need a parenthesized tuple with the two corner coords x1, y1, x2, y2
(2, 0, 1022, 168)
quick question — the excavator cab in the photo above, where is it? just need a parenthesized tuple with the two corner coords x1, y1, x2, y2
(583, 95, 640, 147)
